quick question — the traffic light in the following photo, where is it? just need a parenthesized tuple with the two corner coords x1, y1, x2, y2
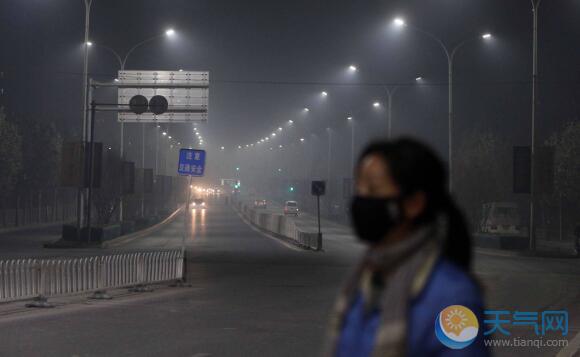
(289, 186, 294, 192)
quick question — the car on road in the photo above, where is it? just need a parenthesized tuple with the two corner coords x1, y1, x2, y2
(254, 199, 267, 209)
(191, 198, 206, 209)
(284, 201, 299, 216)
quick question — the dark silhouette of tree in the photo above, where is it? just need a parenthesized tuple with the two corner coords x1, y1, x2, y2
(0, 106, 22, 202)
(454, 128, 511, 229)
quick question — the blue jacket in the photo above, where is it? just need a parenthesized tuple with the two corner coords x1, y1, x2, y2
(337, 258, 489, 357)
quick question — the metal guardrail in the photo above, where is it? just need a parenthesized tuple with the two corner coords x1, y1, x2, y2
(0, 250, 184, 305)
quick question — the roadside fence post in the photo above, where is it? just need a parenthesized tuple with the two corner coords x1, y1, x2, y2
(90, 257, 111, 300)
(26, 261, 54, 308)
(129, 254, 153, 293)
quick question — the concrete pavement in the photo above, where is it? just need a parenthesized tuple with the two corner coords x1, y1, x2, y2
(0, 197, 578, 356)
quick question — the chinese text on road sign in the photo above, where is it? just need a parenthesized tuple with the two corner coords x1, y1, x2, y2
(178, 149, 206, 177)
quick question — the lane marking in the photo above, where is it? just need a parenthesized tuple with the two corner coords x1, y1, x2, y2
(103, 207, 183, 248)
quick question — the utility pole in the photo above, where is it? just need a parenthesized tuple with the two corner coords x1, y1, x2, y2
(529, 0, 542, 251)
(76, 0, 92, 238)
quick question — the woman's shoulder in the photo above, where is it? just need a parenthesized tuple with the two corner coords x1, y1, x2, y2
(419, 257, 482, 304)
(407, 257, 488, 356)
(409, 257, 484, 321)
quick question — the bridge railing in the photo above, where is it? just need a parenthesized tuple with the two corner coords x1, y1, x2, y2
(0, 250, 183, 304)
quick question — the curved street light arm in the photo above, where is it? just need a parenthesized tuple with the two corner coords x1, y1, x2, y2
(407, 25, 451, 64)
(121, 34, 164, 69)
(94, 44, 123, 69)
(449, 37, 479, 63)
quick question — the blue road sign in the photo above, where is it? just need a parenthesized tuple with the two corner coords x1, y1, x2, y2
(177, 148, 206, 177)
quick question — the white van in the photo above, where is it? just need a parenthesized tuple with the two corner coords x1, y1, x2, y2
(284, 201, 299, 216)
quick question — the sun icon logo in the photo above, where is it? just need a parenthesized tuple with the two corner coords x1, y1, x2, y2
(435, 305, 479, 349)
(445, 308, 468, 331)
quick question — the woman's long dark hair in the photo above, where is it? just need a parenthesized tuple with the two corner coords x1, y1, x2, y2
(358, 138, 472, 270)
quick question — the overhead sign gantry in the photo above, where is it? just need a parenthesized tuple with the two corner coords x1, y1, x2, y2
(117, 70, 209, 122)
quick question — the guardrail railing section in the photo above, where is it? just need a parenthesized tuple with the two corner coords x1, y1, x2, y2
(0, 250, 183, 306)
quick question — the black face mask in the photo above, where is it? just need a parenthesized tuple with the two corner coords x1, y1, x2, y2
(350, 196, 404, 243)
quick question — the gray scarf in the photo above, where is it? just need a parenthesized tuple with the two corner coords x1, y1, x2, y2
(324, 217, 446, 357)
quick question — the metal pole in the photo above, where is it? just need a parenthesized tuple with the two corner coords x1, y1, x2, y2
(172, 176, 192, 287)
(448, 57, 454, 192)
(387, 91, 393, 139)
(155, 126, 159, 176)
(559, 192, 563, 241)
(529, 0, 541, 251)
(119, 122, 124, 223)
(350, 121, 355, 176)
(76, 0, 92, 238)
(327, 129, 332, 181)
(118, 60, 126, 224)
(316, 194, 322, 251)
(141, 123, 145, 217)
(86, 100, 96, 242)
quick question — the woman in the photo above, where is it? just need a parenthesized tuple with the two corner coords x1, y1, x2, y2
(326, 138, 488, 357)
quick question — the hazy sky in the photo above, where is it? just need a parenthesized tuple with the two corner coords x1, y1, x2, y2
(1, 0, 579, 165)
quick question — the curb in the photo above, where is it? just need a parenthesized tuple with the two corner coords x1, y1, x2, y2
(102, 207, 183, 248)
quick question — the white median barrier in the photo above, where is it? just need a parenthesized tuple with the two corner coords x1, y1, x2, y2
(0, 250, 183, 307)
(231, 197, 321, 250)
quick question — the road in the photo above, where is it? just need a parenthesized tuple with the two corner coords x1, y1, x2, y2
(0, 197, 578, 356)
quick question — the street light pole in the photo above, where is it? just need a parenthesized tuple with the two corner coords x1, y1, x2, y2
(76, 0, 93, 236)
(392, 18, 491, 192)
(529, 0, 542, 251)
(385, 87, 400, 139)
(348, 117, 355, 176)
(141, 123, 145, 217)
(327, 128, 332, 183)
(155, 126, 160, 176)
(81, 0, 92, 145)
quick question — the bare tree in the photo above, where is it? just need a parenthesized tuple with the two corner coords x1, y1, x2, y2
(0, 107, 21, 203)
(92, 148, 121, 225)
(454, 128, 511, 229)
